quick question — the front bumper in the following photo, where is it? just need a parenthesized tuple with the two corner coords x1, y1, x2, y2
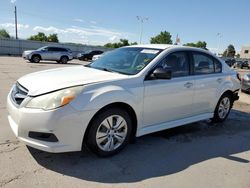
(22, 53, 30, 60)
(7, 92, 96, 153)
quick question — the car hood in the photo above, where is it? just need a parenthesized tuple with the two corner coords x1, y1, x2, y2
(17, 66, 128, 96)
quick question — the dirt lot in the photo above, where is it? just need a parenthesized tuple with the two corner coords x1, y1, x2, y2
(0, 56, 250, 188)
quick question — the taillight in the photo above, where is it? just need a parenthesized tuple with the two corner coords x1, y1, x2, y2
(236, 72, 241, 81)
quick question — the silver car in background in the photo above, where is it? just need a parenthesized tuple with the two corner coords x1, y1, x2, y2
(22, 46, 73, 64)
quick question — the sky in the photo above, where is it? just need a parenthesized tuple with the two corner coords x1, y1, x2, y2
(0, 0, 249, 53)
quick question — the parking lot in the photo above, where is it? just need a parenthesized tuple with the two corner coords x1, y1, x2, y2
(0, 56, 249, 188)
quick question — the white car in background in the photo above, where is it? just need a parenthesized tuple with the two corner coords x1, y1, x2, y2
(92, 51, 111, 61)
(92, 54, 103, 61)
(7, 44, 240, 157)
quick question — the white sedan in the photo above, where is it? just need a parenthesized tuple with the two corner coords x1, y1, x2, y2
(7, 44, 240, 156)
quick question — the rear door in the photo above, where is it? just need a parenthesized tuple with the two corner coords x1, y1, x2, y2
(191, 51, 223, 114)
(54, 47, 66, 60)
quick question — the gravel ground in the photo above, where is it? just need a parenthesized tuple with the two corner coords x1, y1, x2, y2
(0, 56, 249, 188)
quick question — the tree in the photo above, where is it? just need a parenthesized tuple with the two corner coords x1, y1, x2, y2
(28, 32, 47, 42)
(0, 29, 10, 38)
(184, 41, 207, 50)
(104, 39, 137, 48)
(150, 31, 172, 44)
(28, 32, 59, 42)
(47, 34, 59, 42)
(222, 44, 236, 57)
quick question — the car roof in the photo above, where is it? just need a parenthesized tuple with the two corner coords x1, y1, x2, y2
(128, 44, 174, 50)
(127, 44, 207, 52)
(127, 44, 221, 61)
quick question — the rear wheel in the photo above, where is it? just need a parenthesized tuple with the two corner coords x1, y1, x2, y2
(31, 55, 40, 63)
(60, 56, 68, 64)
(86, 108, 132, 157)
(212, 93, 232, 122)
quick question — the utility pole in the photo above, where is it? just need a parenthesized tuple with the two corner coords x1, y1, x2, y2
(136, 16, 149, 44)
(14, 6, 18, 39)
(216, 33, 223, 56)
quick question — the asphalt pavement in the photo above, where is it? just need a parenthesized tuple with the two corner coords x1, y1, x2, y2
(0, 56, 249, 188)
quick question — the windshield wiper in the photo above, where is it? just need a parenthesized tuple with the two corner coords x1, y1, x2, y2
(88, 66, 131, 75)
(102, 68, 114, 72)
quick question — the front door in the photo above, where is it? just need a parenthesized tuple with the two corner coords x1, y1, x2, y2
(143, 51, 194, 127)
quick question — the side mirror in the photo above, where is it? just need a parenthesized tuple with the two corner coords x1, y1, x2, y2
(150, 67, 172, 80)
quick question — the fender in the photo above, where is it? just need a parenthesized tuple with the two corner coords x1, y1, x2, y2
(70, 82, 143, 122)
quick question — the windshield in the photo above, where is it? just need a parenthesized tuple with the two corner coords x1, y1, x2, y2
(85, 50, 92, 54)
(37, 46, 47, 51)
(90, 47, 162, 75)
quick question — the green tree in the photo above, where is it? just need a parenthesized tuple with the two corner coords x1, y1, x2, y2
(104, 39, 137, 48)
(0, 29, 10, 38)
(222, 44, 236, 57)
(28, 32, 47, 42)
(150, 31, 172, 44)
(47, 34, 59, 42)
(184, 41, 207, 50)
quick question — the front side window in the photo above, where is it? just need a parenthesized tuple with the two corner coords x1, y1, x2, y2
(47, 47, 55, 52)
(157, 52, 190, 77)
(90, 47, 162, 75)
(193, 53, 215, 74)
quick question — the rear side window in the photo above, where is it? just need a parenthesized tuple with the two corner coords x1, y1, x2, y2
(58, 48, 67, 52)
(48, 47, 67, 52)
(192, 52, 222, 74)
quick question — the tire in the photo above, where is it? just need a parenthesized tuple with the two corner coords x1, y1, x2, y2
(212, 93, 233, 123)
(31, 55, 40, 63)
(86, 108, 132, 157)
(60, 56, 68, 64)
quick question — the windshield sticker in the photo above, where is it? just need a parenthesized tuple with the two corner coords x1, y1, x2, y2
(140, 49, 159, 54)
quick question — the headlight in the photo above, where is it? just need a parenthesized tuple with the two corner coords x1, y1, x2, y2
(26, 86, 83, 110)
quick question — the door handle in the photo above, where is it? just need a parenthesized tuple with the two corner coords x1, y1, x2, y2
(217, 78, 223, 83)
(184, 82, 193, 88)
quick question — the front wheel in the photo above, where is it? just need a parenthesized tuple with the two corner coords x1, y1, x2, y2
(31, 55, 40, 63)
(212, 93, 232, 122)
(86, 108, 132, 157)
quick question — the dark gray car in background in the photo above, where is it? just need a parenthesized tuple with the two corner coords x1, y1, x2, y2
(22, 46, 73, 64)
(242, 74, 250, 93)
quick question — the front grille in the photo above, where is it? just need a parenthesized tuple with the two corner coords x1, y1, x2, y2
(11, 82, 29, 105)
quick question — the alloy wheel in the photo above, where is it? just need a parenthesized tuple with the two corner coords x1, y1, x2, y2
(218, 97, 231, 119)
(96, 115, 128, 152)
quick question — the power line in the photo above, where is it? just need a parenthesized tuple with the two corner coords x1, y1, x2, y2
(14, 6, 18, 39)
(136, 16, 149, 44)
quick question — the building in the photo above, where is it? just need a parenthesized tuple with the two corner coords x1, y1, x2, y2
(240, 46, 250, 59)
